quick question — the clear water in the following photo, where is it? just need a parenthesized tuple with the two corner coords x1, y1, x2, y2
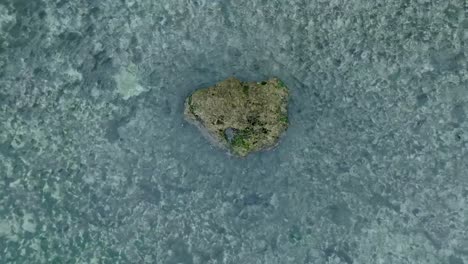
(0, 1, 467, 263)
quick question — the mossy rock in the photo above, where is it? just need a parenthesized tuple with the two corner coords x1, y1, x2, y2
(184, 77, 289, 157)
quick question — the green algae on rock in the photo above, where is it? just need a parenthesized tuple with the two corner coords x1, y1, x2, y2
(184, 77, 289, 157)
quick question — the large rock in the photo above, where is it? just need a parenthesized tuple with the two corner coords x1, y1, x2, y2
(184, 77, 289, 157)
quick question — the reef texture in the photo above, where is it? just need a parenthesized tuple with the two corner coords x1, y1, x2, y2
(1, 0, 467, 263)
(185, 77, 288, 156)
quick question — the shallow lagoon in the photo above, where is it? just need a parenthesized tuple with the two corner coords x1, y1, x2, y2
(1, 1, 467, 263)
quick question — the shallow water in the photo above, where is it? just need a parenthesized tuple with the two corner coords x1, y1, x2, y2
(1, 0, 467, 263)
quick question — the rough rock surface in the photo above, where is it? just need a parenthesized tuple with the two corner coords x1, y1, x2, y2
(185, 77, 288, 156)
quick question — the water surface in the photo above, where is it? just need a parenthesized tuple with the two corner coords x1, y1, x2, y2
(0, 1, 467, 263)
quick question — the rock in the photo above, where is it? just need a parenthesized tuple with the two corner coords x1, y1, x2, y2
(184, 77, 289, 157)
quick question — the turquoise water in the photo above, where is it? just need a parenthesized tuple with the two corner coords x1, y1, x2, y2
(1, 1, 467, 263)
